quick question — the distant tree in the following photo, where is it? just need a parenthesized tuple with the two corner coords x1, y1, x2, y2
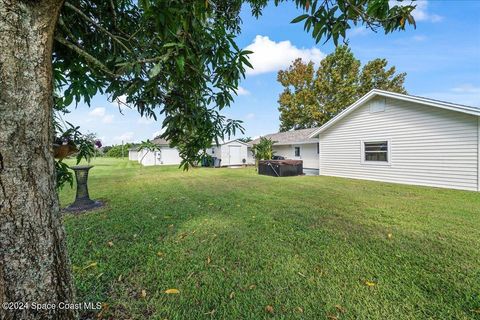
(238, 137, 253, 143)
(277, 46, 407, 131)
(359, 58, 407, 96)
(106, 144, 132, 158)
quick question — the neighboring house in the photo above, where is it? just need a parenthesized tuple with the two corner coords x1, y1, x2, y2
(310, 89, 480, 191)
(206, 140, 253, 166)
(130, 137, 182, 166)
(128, 144, 140, 161)
(249, 128, 320, 173)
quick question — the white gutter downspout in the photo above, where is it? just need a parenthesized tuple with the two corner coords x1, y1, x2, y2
(318, 135, 321, 176)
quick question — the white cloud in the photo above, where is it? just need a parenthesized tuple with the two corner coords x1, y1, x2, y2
(102, 114, 114, 124)
(452, 84, 480, 94)
(137, 117, 155, 125)
(245, 113, 255, 120)
(350, 27, 369, 37)
(236, 86, 250, 96)
(420, 85, 480, 108)
(412, 35, 427, 42)
(390, 1, 443, 23)
(89, 107, 106, 117)
(114, 131, 134, 143)
(244, 35, 325, 75)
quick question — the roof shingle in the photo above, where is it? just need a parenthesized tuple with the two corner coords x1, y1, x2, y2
(249, 127, 319, 146)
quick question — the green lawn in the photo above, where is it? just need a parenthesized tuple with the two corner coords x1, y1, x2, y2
(60, 158, 480, 319)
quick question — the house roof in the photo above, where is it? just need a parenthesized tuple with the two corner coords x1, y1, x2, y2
(211, 139, 250, 147)
(249, 127, 319, 146)
(309, 89, 480, 137)
(152, 137, 170, 146)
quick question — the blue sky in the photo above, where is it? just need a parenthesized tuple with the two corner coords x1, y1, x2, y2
(64, 0, 480, 145)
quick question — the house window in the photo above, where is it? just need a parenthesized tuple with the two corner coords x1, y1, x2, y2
(294, 147, 301, 157)
(211, 148, 215, 154)
(364, 141, 388, 162)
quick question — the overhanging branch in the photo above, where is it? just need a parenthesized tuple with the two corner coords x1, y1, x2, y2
(54, 35, 118, 78)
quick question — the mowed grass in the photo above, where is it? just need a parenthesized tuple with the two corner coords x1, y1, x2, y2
(60, 158, 480, 319)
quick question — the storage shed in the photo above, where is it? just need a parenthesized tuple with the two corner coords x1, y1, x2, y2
(134, 138, 182, 166)
(207, 140, 252, 166)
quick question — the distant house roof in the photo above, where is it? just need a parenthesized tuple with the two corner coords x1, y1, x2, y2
(249, 127, 319, 146)
(212, 139, 250, 147)
(152, 137, 170, 146)
(309, 89, 480, 137)
(128, 144, 140, 151)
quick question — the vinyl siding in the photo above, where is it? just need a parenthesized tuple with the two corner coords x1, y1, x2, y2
(138, 147, 181, 166)
(273, 143, 319, 169)
(319, 97, 479, 191)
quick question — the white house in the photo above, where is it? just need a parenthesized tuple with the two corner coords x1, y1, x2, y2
(249, 128, 320, 173)
(206, 140, 252, 166)
(130, 138, 182, 166)
(128, 148, 139, 161)
(310, 89, 480, 191)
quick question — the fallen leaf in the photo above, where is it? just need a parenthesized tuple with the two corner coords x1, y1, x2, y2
(249, 284, 256, 290)
(265, 305, 274, 314)
(140, 289, 147, 298)
(365, 280, 376, 287)
(327, 314, 338, 320)
(165, 288, 180, 294)
(387, 233, 393, 239)
(156, 251, 164, 257)
(96, 303, 109, 319)
(82, 262, 97, 270)
(295, 307, 304, 313)
(88, 240, 93, 245)
(107, 241, 114, 247)
(204, 309, 215, 316)
(207, 256, 211, 264)
(335, 305, 346, 313)
(229, 291, 235, 299)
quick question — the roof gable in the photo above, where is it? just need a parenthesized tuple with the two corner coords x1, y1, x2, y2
(309, 89, 480, 137)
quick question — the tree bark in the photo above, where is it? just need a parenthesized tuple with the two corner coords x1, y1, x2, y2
(0, 1, 76, 319)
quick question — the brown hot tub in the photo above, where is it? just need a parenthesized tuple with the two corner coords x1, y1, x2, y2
(258, 160, 303, 177)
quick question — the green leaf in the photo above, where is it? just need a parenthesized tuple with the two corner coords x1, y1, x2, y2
(149, 63, 162, 78)
(291, 14, 310, 24)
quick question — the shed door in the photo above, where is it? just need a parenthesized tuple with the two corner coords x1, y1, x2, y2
(228, 146, 242, 165)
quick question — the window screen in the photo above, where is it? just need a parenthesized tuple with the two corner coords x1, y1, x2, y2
(364, 141, 388, 162)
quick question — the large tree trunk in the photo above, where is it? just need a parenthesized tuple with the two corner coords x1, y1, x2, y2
(0, 1, 76, 319)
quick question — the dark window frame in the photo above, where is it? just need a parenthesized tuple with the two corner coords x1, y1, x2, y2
(294, 146, 301, 157)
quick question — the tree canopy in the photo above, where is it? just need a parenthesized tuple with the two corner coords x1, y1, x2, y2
(53, 0, 416, 167)
(277, 45, 407, 131)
